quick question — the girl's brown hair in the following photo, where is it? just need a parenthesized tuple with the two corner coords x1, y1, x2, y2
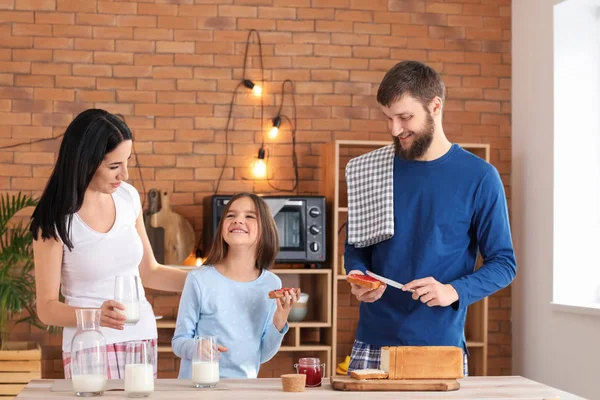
(203, 192, 279, 270)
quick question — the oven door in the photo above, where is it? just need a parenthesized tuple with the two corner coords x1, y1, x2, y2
(264, 199, 306, 259)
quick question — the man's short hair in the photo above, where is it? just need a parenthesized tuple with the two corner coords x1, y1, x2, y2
(376, 60, 446, 110)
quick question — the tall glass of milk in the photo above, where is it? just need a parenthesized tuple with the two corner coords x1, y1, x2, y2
(124, 341, 155, 398)
(192, 335, 220, 388)
(70, 308, 108, 397)
(114, 275, 140, 325)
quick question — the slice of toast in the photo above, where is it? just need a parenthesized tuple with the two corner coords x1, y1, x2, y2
(268, 287, 301, 299)
(346, 274, 383, 290)
(350, 369, 389, 380)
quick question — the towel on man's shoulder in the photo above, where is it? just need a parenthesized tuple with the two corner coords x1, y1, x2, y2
(345, 144, 395, 248)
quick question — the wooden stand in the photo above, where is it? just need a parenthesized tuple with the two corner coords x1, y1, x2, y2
(0, 341, 41, 399)
(323, 140, 490, 377)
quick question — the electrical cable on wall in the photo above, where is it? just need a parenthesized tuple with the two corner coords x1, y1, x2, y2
(214, 28, 264, 195)
(266, 79, 299, 194)
(0, 134, 64, 150)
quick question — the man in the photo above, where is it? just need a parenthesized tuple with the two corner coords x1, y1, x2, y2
(344, 60, 516, 375)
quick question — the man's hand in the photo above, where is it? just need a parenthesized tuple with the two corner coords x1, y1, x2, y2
(402, 277, 459, 307)
(348, 270, 386, 303)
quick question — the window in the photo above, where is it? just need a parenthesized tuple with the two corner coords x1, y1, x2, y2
(553, 0, 600, 308)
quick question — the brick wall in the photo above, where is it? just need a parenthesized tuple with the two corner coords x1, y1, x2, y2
(2, 0, 512, 378)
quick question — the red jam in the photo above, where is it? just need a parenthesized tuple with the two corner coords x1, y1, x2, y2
(296, 358, 324, 387)
(353, 275, 380, 283)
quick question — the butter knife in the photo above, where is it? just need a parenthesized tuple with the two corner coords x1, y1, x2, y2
(365, 270, 414, 292)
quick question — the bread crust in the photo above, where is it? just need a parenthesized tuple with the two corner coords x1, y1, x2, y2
(346, 274, 383, 290)
(268, 287, 301, 299)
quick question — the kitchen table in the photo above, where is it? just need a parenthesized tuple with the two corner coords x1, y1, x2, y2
(15, 376, 585, 399)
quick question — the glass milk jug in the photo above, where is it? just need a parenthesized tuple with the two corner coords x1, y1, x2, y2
(70, 308, 108, 397)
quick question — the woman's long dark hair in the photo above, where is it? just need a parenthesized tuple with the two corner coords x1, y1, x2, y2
(30, 109, 133, 251)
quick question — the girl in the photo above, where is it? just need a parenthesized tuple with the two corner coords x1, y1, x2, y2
(172, 192, 297, 379)
(30, 109, 188, 379)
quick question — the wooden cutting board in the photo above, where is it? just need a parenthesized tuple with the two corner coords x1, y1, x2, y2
(144, 189, 165, 264)
(150, 190, 195, 265)
(331, 376, 460, 392)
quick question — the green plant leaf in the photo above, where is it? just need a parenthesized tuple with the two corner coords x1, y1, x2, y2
(0, 192, 45, 349)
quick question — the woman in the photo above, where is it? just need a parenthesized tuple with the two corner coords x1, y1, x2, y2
(30, 109, 188, 379)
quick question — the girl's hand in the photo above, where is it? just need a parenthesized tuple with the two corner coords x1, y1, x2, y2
(196, 339, 228, 360)
(273, 290, 298, 332)
(217, 345, 228, 353)
(100, 300, 126, 330)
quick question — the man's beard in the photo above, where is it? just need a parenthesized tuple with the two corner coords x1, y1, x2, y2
(393, 112, 435, 160)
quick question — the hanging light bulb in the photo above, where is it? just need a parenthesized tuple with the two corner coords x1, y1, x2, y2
(252, 148, 267, 179)
(269, 116, 281, 139)
(243, 79, 262, 96)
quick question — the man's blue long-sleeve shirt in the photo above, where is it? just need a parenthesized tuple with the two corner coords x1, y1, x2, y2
(345, 144, 516, 352)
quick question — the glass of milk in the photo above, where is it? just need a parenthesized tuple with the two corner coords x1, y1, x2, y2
(192, 335, 220, 388)
(114, 275, 140, 325)
(124, 341, 155, 398)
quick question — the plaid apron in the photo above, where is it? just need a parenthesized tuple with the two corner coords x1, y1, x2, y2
(62, 338, 158, 379)
(348, 339, 469, 377)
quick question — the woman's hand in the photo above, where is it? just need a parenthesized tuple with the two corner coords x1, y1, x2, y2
(273, 290, 298, 332)
(100, 300, 126, 330)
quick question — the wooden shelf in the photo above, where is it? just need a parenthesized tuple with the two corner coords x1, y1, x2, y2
(157, 346, 172, 353)
(289, 322, 330, 328)
(273, 268, 331, 275)
(280, 345, 331, 352)
(466, 341, 485, 348)
(324, 139, 491, 377)
(157, 320, 330, 330)
(156, 320, 176, 329)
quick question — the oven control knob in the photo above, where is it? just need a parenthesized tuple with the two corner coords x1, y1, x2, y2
(309, 242, 320, 252)
(308, 207, 321, 218)
(309, 225, 321, 235)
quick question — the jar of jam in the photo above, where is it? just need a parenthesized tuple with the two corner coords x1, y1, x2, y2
(294, 357, 326, 387)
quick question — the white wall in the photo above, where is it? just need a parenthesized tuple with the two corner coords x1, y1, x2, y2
(512, 0, 600, 399)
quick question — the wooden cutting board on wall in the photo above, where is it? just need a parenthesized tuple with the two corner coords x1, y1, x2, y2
(150, 190, 195, 265)
(331, 376, 460, 391)
(144, 189, 164, 264)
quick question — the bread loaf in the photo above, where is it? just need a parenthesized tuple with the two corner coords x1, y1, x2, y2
(379, 346, 464, 380)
